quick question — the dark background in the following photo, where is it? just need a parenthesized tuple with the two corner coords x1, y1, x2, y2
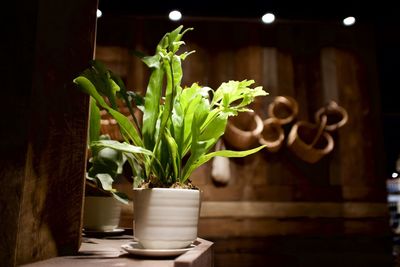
(98, 0, 400, 177)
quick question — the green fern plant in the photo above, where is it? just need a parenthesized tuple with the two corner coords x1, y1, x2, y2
(74, 25, 267, 189)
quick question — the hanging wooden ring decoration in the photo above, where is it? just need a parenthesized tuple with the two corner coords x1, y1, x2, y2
(259, 117, 285, 153)
(268, 96, 299, 125)
(224, 111, 264, 150)
(314, 101, 348, 132)
(287, 115, 334, 163)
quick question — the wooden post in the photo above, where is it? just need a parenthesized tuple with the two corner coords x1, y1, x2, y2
(0, 0, 98, 265)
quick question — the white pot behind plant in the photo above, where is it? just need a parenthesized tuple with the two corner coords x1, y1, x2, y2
(83, 196, 121, 231)
(133, 188, 201, 249)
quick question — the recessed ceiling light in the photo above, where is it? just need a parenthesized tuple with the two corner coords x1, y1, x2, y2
(261, 13, 275, 24)
(97, 9, 102, 18)
(343, 16, 356, 26)
(393, 172, 399, 178)
(169, 10, 182, 21)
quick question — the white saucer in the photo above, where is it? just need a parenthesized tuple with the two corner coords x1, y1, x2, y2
(121, 242, 195, 257)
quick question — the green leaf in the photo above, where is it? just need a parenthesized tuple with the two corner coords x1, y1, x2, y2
(211, 80, 268, 110)
(164, 129, 180, 181)
(169, 26, 193, 53)
(167, 25, 184, 52)
(73, 76, 143, 147)
(133, 175, 144, 189)
(124, 155, 146, 187)
(171, 55, 183, 92)
(142, 54, 161, 69)
(91, 140, 153, 156)
(125, 91, 144, 109)
(83, 60, 119, 109)
(142, 67, 164, 150)
(180, 108, 213, 182)
(180, 85, 211, 156)
(155, 58, 175, 151)
(89, 97, 100, 145)
(74, 26, 269, 189)
(95, 173, 114, 191)
(111, 72, 142, 132)
(88, 142, 127, 182)
(182, 145, 266, 183)
(200, 112, 228, 142)
(111, 191, 129, 205)
(171, 98, 184, 157)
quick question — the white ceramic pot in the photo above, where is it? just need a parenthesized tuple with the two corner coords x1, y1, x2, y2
(133, 188, 201, 249)
(83, 196, 121, 231)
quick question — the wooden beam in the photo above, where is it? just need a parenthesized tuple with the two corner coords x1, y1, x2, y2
(118, 201, 388, 231)
(198, 217, 390, 238)
(0, 0, 98, 265)
(199, 201, 389, 219)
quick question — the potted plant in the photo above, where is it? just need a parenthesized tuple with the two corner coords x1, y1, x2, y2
(82, 94, 129, 232)
(73, 25, 267, 249)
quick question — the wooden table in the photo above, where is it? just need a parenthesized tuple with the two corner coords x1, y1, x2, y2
(22, 236, 213, 267)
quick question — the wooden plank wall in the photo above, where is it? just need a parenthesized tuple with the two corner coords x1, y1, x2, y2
(0, 0, 98, 266)
(96, 17, 391, 266)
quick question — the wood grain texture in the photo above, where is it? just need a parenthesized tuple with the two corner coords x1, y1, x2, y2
(15, 0, 98, 263)
(199, 217, 390, 238)
(211, 236, 392, 267)
(200, 201, 388, 219)
(0, 1, 38, 266)
(0, 0, 98, 266)
(21, 237, 213, 267)
(95, 18, 388, 242)
(174, 238, 214, 267)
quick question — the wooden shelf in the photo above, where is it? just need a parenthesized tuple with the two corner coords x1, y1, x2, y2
(21, 236, 213, 267)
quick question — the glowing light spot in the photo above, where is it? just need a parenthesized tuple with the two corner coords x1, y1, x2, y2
(262, 13, 275, 24)
(169, 10, 182, 21)
(343, 16, 356, 26)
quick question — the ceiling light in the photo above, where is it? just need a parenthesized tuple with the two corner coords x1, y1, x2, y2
(261, 13, 275, 24)
(343, 16, 356, 26)
(97, 9, 102, 18)
(393, 172, 399, 178)
(169, 10, 182, 21)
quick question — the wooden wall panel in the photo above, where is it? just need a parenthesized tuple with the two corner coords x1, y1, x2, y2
(0, 0, 98, 266)
(16, 0, 98, 264)
(95, 18, 389, 254)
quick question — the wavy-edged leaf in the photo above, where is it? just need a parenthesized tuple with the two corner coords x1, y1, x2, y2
(83, 60, 119, 109)
(88, 146, 125, 179)
(211, 80, 268, 109)
(181, 145, 266, 183)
